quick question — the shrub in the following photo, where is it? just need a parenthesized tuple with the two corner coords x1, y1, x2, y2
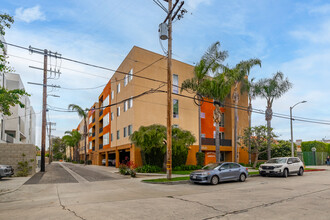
(135, 165, 162, 173)
(119, 161, 137, 177)
(72, 161, 78, 164)
(196, 152, 205, 166)
(301, 141, 328, 153)
(79, 160, 84, 164)
(173, 165, 202, 171)
(16, 154, 33, 177)
(119, 164, 129, 175)
(87, 160, 92, 165)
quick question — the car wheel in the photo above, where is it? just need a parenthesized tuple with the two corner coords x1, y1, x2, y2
(298, 167, 304, 176)
(239, 173, 246, 182)
(210, 176, 219, 185)
(283, 169, 288, 178)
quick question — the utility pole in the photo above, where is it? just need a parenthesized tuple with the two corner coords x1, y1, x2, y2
(157, 0, 186, 180)
(28, 46, 61, 172)
(47, 122, 56, 164)
(41, 49, 47, 172)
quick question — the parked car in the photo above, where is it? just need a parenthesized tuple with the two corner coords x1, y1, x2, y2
(101, 159, 116, 166)
(190, 162, 249, 185)
(259, 157, 304, 178)
(0, 165, 14, 179)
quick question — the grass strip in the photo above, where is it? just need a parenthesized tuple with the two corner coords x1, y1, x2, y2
(142, 176, 190, 183)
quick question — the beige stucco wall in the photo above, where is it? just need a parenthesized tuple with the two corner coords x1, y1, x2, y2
(0, 143, 37, 175)
(110, 46, 199, 148)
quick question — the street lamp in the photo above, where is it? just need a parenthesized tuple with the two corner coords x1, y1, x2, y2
(290, 101, 307, 157)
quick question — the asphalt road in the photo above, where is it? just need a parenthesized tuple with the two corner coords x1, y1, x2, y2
(25, 162, 124, 184)
(1, 166, 330, 220)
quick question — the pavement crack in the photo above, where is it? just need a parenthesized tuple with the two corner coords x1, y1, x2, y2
(56, 186, 87, 220)
(202, 187, 330, 219)
(167, 196, 221, 212)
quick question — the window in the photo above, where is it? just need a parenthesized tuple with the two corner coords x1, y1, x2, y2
(129, 69, 133, 81)
(173, 74, 178, 94)
(111, 91, 114, 100)
(111, 112, 114, 121)
(89, 142, 92, 150)
(230, 163, 240, 169)
(89, 128, 92, 137)
(89, 116, 92, 124)
(117, 83, 120, 94)
(124, 75, 128, 86)
(117, 107, 120, 117)
(173, 99, 179, 118)
(201, 133, 206, 138)
(128, 97, 133, 109)
(111, 133, 113, 142)
(200, 112, 205, 119)
(173, 124, 179, 128)
(103, 113, 109, 127)
(220, 113, 225, 127)
(103, 95, 109, 107)
(124, 100, 128, 112)
(104, 133, 109, 145)
(123, 127, 127, 137)
(221, 164, 230, 170)
(128, 125, 133, 136)
(117, 130, 120, 140)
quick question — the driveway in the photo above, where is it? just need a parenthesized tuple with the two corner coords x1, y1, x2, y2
(0, 166, 329, 219)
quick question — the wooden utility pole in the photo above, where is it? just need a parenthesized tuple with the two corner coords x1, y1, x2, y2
(41, 49, 48, 172)
(47, 122, 56, 164)
(166, 0, 173, 180)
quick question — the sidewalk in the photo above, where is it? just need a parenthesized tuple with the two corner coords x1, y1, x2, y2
(0, 176, 30, 195)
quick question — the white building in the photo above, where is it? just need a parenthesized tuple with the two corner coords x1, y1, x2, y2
(1, 73, 36, 145)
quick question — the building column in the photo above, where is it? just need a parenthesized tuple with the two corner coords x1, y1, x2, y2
(105, 152, 108, 167)
(115, 149, 119, 168)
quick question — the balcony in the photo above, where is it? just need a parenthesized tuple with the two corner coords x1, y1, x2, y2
(99, 127, 103, 133)
(99, 144, 103, 150)
(99, 110, 103, 117)
(92, 118, 95, 123)
(201, 138, 232, 146)
(92, 132, 95, 137)
(92, 146, 95, 151)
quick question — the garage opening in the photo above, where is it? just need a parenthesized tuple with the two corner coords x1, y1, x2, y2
(107, 153, 116, 166)
(119, 150, 130, 164)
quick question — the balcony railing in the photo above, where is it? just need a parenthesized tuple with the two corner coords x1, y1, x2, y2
(99, 110, 103, 117)
(99, 127, 103, 133)
(92, 118, 95, 123)
(201, 138, 232, 146)
(99, 144, 103, 150)
(92, 132, 95, 137)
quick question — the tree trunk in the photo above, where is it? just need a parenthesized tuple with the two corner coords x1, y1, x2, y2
(248, 103, 252, 164)
(215, 122, 220, 162)
(198, 103, 202, 152)
(84, 118, 87, 165)
(267, 119, 271, 160)
(234, 102, 238, 163)
(253, 152, 259, 169)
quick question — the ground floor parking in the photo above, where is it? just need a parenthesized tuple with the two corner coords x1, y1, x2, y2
(1, 164, 330, 219)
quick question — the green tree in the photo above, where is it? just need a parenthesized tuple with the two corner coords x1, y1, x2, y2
(0, 13, 29, 116)
(254, 72, 292, 159)
(68, 104, 88, 164)
(62, 130, 81, 162)
(222, 59, 261, 162)
(240, 125, 277, 168)
(130, 124, 196, 169)
(271, 140, 295, 158)
(181, 41, 228, 154)
(52, 137, 66, 160)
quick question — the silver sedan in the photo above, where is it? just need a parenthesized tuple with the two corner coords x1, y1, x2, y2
(190, 162, 249, 185)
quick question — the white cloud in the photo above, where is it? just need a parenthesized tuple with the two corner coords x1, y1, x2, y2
(309, 4, 330, 14)
(186, 0, 213, 10)
(15, 5, 45, 23)
(290, 20, 330, 44)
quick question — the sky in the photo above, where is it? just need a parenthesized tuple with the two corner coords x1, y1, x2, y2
(2, 0, 330, 148)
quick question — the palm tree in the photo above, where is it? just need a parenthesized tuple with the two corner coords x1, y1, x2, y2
(254, 72, 292, 159)
(181, 42, 228, 154)
(62, 130, 81, 161)
(68, 104, 88, 164)
(222, 59, 261, 162)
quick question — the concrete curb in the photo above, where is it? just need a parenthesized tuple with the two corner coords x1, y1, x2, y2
(142, 180, 189, 185)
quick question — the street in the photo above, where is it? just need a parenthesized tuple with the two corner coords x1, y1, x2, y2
(0, 162, 330, 220)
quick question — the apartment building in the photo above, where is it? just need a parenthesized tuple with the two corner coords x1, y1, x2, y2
(79, 46, 249, 167)
(0, 73, 36, 145)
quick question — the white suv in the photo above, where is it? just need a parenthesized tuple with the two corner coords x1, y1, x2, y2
(259, 157, 304, 178)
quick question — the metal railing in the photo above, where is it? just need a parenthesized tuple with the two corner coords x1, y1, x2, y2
(92, 132, 95, 137)
(201, 138, 232, 146)
(92, 118, 95, 123)
(99, 127, 103, 133)
(99, 110, 103, 117)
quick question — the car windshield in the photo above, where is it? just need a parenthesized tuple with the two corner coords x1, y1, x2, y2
(265, 158, 287, 164)
(202, 163, 222, 170)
